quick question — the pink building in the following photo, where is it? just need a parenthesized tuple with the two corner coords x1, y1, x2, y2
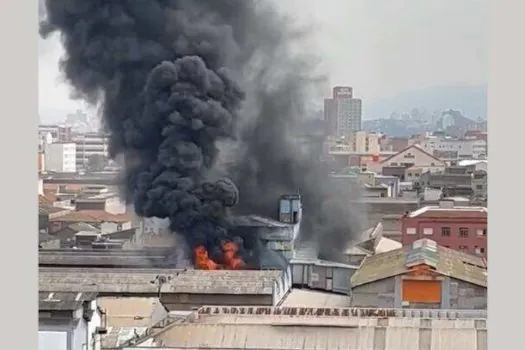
(401, 201, 487, 258)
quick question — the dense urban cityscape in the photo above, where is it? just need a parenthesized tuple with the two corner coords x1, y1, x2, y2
(37, 0, 488, 348)
(38, 84, 487, 349)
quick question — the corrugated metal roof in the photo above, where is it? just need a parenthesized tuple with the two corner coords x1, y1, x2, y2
(144, 315, 486, 350)
(39, 269, 181, 294)
(39, 268, 284, 295)
(351, 242, 487, 288)
(101, 326, 149, 349)
(161, 270, 283, 295)
(281, 290, 350, 308)
(39, 291, 97, 311)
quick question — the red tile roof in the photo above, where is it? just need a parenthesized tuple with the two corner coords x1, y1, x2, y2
(38, 194, 54, 205)
(49, 210, 132, 223)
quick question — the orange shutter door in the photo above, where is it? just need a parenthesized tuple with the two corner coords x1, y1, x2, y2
(402, 279, 441, 303)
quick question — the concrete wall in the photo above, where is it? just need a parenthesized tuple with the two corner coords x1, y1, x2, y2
(87, 300, 102, 350)
(39, 331, 68, 350)
(447, 278, 487, 309)
(351, 277, 398, 308)
(351, 276, 487, 310)
(39, 301, 102, 350)
(272, 265, 292, 305)
(100, 221, 132, 233)
(160, 293, 274, 311)
(73, 317, 88, 350)
(151, 303, 169, 326)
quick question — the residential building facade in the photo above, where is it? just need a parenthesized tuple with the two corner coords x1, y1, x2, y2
(73, 132, 109, 170)
(419, 167, 473, 197)
(38, 124, 73, 143)
(401, 202, 487, 257)
(419, 136, 487, 161)
(44, 143, 77, 173)
(348, 131, 381, 154)
(376, 145, 446, 180)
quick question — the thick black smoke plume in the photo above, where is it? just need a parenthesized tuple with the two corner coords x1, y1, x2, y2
(40, 0, 364, 263)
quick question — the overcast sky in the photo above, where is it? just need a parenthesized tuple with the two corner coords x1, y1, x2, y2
(38, 0, 487, 122)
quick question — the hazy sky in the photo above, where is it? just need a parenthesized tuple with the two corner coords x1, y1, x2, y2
(38, 0, 487, 122)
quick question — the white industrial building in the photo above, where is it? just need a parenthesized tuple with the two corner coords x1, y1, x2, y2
(73, 132, 109, 170)
(44, 143, 77, 173)
(38, 292, 104, 350)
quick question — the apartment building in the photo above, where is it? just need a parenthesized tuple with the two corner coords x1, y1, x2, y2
(401, 201, 487, 258)
(44, 143, 77, 173)
(72, 132, 109, 170)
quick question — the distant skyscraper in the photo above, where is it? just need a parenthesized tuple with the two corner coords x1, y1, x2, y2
(324, 86, 362, 137)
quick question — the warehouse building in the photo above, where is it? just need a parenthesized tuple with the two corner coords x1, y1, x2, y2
(350, 239, 487, 309)
(118, 305, 487, 350)
(39, 267, 292, 310)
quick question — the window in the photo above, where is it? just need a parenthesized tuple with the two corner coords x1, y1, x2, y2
(444, 245, 450, 248)
(431, 163, 435, 166)
(423, 228, 433, 235)
(475, 246, 486, 255)
(391, 162, 398, 166)
(406, 227, 416, 235)
(476, 185, 483, 190)
(441, 227, 451, 237)
(459, 227, 469, 238)
(407, 173, 412, 177)
(415, 173, 420, 177)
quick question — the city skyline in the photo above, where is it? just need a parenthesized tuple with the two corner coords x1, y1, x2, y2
(38, 0, 487, 123)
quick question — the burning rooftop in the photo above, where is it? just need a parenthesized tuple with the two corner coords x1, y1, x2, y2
(190, 194, 303, 271)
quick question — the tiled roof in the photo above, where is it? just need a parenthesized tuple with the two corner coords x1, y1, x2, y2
(39, 291, 97, 311)
(39, 269, 285, 295)
(66, 222, 100, 232)
(38, 193, 56, 205)
(351, 239, 487, 288)
(49, 210, 132, 223)
(38, 204, 70, 215)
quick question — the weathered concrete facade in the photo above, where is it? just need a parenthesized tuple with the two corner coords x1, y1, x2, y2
(446, 278, 487, 309)
(350, 277, 399, 308)
(351, 276, 487, 310)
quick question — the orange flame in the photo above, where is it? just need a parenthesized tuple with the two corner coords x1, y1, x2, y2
(194, 245, 219, 270)
(193, 241, 246, 270)
(222, 241, 246, 270)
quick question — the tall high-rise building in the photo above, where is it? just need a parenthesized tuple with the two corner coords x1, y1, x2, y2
(324, 86, 362, 137)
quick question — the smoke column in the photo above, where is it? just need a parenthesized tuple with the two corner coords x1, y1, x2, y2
(40, 0, 364, 263)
